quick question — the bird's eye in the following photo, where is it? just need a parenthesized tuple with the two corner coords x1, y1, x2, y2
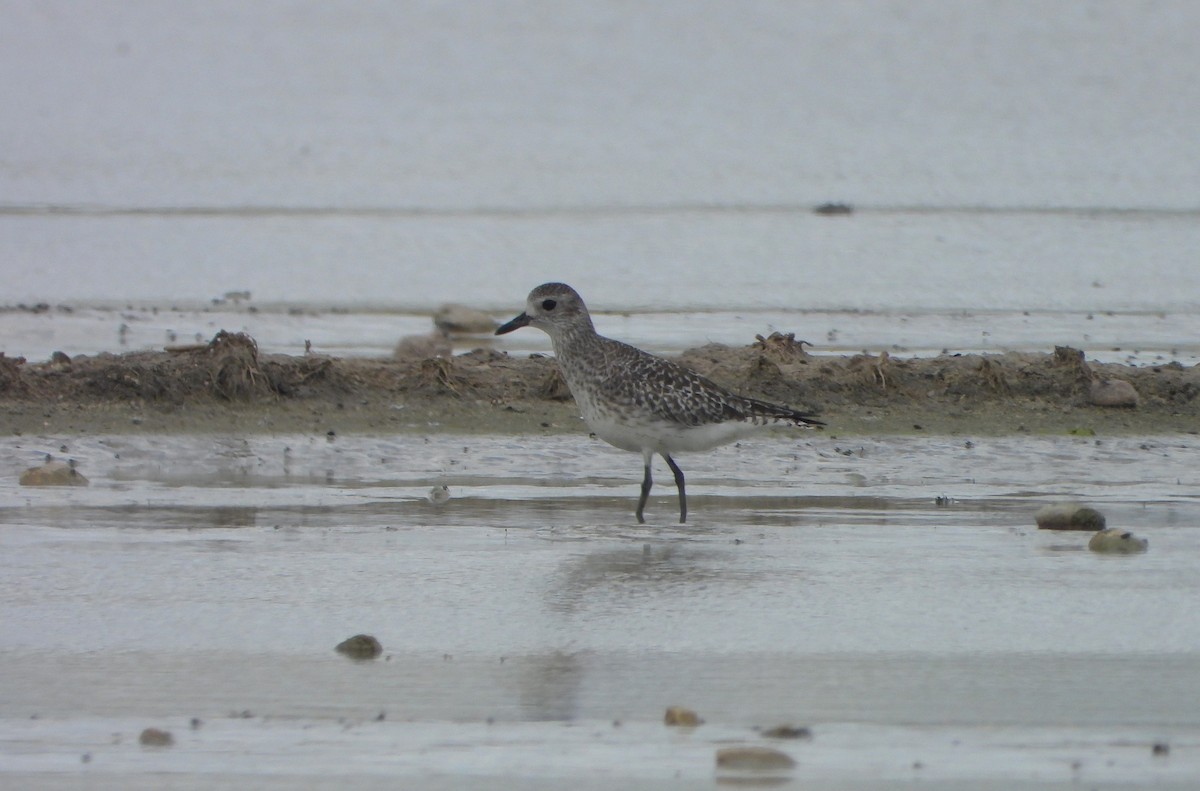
(541, 299, 557, 311)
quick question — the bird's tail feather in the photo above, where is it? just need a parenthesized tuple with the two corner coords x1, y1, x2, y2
(741, 396, 825, 428)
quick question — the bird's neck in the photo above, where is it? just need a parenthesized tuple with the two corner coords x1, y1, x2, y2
(547, 324, 606, 384)
(548, 322, 596, 356)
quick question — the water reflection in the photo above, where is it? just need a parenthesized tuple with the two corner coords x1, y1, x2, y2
(547, 543, 733, 615)
(515, 650, 585, 721)
(200, 506, 259, 529)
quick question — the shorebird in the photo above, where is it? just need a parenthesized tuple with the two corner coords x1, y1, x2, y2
(495, 282, 823, 523)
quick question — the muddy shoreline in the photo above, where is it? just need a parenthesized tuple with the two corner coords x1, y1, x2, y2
(2, 333, 1197, 437)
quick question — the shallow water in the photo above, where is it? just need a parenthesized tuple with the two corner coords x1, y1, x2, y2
(5, 3, 1200, 318)
(2, 433, 1198, 787)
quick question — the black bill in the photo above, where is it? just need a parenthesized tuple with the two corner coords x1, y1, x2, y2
(494, 312, 532, 335)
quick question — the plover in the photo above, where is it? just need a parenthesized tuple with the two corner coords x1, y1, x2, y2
(496, 282, 823, 523)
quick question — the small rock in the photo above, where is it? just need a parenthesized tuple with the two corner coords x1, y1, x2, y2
(1089, 378, 1139, 408)
(19, 458, 89, 487)
(1035, 503, 1106, 531)
(715, 746, 796, 770)
(761, 724, 813, 740)
(427, 485, 451, 504)
(663, 706, 702, 727)
(433, 304, 497, 335)
(1088, 528, 1148, 554)
(335, 634, 383, 660)
(1152, 741, 1170, 756)
(138, 728, 173, 747)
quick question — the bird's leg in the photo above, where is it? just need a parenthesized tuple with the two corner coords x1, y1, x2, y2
(636, 457, 653, 524)
(664, 454, 687, 524)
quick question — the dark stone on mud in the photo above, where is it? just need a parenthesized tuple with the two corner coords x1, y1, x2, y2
(1090, 378, 1139, 408)
(761, 724, 813, 740)
(663, 706, 702, 726)
(336, 633, 383, 660)
(19, 458, 89, 486)
(716, 745, 796, 770)
(1035, 503, 1106, 531)
(1088, 528, 1149, 554)
(138, 727, 174, 747)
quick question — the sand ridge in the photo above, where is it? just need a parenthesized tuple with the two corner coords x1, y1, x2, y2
(1, 332, 1196, 437)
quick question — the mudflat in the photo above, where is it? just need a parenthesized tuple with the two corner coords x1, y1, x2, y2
(2, 332, 1196, 437)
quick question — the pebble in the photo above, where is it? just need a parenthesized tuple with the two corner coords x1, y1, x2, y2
(1088, 528, 1149, 554)
(715, 746, 796, 770)
(138, 728, 174, 747)
(1035, 503, 1106, 531)
(335, 634, 383, 660)
(19, 459, 89, 487)
(1089, 378, 1139, 408)
(663, 706, 701, 726)
(761, 724, 813, 740)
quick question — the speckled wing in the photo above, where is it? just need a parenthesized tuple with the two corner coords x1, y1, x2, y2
(596, 339, 822, 428)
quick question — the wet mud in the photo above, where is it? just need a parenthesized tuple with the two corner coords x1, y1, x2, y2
(2, 332, 1196, 437)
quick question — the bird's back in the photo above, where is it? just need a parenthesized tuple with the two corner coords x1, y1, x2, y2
(553, 332, 820, 453)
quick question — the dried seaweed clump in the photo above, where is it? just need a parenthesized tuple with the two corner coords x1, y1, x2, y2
(1053, 345, 1092, 381)
(0, 353, 26, 395)
(415, 356, 466, 395)
(753, 332, 811, 364)
(207, 331, 272, 400)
